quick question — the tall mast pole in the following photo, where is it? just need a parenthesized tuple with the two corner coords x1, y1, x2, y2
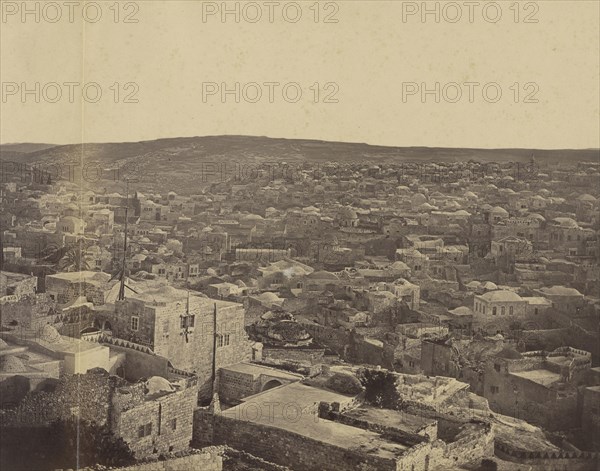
(211, 302, 217, 394)
(118, 181, 129, 301)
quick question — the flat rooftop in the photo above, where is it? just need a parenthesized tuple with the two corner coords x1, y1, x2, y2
(343, 406, 436, 434)
(510, 369, 561, 387)
(223, 382, 410, 460)
(221, 362, 303, 381)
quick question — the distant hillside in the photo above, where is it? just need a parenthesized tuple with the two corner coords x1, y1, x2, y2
(0, 143, 57, 154)
(1, 135, 598, 193)
(4, 135, 599, 165)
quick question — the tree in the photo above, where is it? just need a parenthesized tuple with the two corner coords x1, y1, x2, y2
(356, 368, 403, 410)
(57, 240, 91, 272)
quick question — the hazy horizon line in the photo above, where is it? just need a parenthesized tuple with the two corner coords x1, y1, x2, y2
(0, 134, 599, 152)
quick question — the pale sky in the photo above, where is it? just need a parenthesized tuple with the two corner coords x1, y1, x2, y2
(1, 0, 598, 148)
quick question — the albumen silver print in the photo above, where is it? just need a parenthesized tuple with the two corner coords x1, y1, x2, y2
(1, 1, 599, 470)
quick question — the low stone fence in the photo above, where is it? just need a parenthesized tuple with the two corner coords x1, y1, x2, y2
(495, 441, 600, 471)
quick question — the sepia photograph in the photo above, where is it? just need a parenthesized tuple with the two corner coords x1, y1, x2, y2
(0, 1, 599, 470)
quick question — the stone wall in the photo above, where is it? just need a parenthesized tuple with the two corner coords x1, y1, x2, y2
(45, 278, 107, 306)
(0, 293, 56, 330)
(262, 346, 325, 365)
(106, 344, 170, 382)
(0, 370, 113, 427)
(318, 403, 428, 446)
(495, 441, 599, 471)
(218, 369, 257, 403)
(202, 413, 398, 471)
(194, 409, 493, 471)
(113, 385, 196, 458)
(300, 322, 350, 356)
(82, 448, 223, 471)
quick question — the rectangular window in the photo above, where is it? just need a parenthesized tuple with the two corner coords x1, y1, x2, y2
(131, 316, 139, 331)
(181, 315, 195, 329)
(171, 418, 177, 430)
(494, 364, 501, 372)
(138, 422, 152, 438)
(490, 386, 499, 394)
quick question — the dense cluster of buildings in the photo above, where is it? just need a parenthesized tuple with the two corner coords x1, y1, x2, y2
(1, 155, 599, 470)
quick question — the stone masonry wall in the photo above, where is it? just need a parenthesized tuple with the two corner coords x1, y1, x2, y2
(113, 385, 196, 458)
(207, 414, 398, 471)
(82, 448, 223, 471)
(0, 370, 113, 427)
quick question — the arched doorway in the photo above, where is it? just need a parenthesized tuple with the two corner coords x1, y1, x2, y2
(262, 379, 283, 392)
(101, 320, 112, 334)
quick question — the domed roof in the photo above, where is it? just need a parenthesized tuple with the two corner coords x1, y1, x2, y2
(482, 281, 498, 290)
(243, 213, 264, 221)
(303, 206, 319, 213)
(234, 279, 246, 288)
(577, 194, 597, 202)
(497, 346, 522, 360)
(0, 338, 9, 350)
(490, 206, 509, 215)
(267, 321, 310, 343)
(464, 191, 477, 198)
(258, 292, 282, 303)
(418, 203, 437, 211)
(538, 286, 582, 297)
(324, 372, 364, 395)
(145, 376, 174, 396)
(0, 355, 27, 373)
(38, 324, 61, 343)
(552, 217, 578, 228)
(528, 213, 545, 221)
(307, 270, 339, 280)
(261, 311, 277, 320)
(390, 261, 410, 271)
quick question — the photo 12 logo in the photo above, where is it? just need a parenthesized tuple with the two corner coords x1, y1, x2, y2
(401, 82, 540, 104)
(400, 2, 539, 24)
(1, 1, 140, 23)
(201, 1, 339, 23)
(202, 82, 340, 104)
(1, 82, 140, 104)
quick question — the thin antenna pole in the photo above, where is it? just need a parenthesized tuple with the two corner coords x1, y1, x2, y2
(118, 181, 129, 301)
(211, 302, 217, 395)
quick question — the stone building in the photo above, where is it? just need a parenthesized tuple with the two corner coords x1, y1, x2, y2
(482, 346, 592, 430)
(533, 285, 585, 314)
(45, 271, 114, 306)
(473, 290, 528, 317)
(581, 386, 600, 450)
(0, 368, 197, 460)
(0, 271, 37, 297)
(94, 283, 254, 399)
